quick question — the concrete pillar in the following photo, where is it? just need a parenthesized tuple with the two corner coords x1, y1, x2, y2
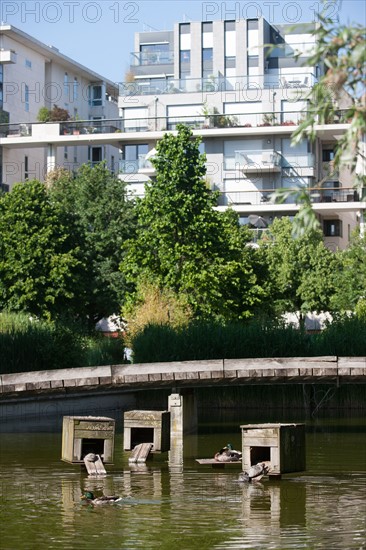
(168, 390, 198, 467)
(47, 144, 57, 173)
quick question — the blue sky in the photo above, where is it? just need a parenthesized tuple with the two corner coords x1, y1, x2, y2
(2, 0, 365, 82)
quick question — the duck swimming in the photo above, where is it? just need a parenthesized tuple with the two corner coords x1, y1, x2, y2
(238, 462, 270, 482)
(214, 443, 242, 462)
(81, 491, 123, 505)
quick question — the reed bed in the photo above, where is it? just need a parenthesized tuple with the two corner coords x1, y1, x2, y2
(131, 317, 366, 363)
(0, 312, 125, 374)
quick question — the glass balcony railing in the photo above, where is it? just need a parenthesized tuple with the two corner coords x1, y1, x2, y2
(119, 156, 154, 173)
(235, 150, 281, 171)
(0, 110, 351, 140)
(119, 73, 317, 96)
(217, 187, 363, 207)
(130, 50, 174, 66)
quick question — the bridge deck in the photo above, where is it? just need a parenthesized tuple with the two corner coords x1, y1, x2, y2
(1, 357, 365, 397)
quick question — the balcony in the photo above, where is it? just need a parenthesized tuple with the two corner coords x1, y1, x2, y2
(235, 150, 281, 173)
(119, 72, 317, 96)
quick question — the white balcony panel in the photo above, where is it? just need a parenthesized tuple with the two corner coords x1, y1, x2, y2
(236, 150, 281, 173)
(224, 102, 262, 127)
(0, 50, 17, 63)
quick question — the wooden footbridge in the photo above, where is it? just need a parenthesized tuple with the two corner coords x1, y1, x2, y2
(1, 356, 365, 397)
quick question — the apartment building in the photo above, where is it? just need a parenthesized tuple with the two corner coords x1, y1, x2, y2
(0, 25, 119, 190)
(118, 18, 365, 250)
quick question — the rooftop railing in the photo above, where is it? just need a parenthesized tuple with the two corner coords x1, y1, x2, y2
(119, 72, 317, 96)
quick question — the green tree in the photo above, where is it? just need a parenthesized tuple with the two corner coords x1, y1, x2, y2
(49, 163, 136, 325)
(0, 180, 81, 318)
(331, 234, 366, 312)
(122, 125, 265, 320)
(261, 217, 338, 323)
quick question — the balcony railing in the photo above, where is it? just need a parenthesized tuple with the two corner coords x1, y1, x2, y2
(130, 50, 174, 66)
(217, 187, 363, 207)
(120, 72, 317, 96)
(235, 150, 281, 172)
(119, 156, 154, 173)
(0, 110, 351, 139)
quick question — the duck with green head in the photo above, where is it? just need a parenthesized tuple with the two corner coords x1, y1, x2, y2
(81, 491, 122, 505)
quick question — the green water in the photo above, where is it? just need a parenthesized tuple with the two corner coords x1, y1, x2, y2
(0, 416, 365, 550)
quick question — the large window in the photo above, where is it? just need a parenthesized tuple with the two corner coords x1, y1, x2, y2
(122, 144, 148, 172)
(324, 219, 342, 237)
(167, 104, 203, 130)
(140, 43, 170, 65)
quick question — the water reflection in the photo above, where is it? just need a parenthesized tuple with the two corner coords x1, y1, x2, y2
(0, 418, 365, 549)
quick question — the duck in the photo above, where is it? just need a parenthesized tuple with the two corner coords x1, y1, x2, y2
(238, 462, 270, 482)
(81, 491, 123, 505)
(214, 443, 242, 462)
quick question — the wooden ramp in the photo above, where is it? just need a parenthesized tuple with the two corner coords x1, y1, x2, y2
(129, 443, 154, 463)
(196, 458, 242, 469)
(83, 453, 107, 475)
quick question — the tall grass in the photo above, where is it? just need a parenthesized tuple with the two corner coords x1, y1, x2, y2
(131, 317, 366, 363)
(0, 312, 125, 374)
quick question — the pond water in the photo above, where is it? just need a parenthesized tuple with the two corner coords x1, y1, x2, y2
(0, 414, 365, 549)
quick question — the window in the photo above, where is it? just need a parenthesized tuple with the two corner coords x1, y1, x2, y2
(324, 219, 342, 237)
(322, 149, 335, 162)
(64, 72, 69, 97)
(202, 22, 213, 32)
(180, 23, 190, 34)
(24, 156, 29, 179)
(167, 104, 204, 130)
(73, 77, 78, 100)
(0, 64, 4, 108)
(202, 48, 213, 62)
(180, 50, 190, 64)
(225, 21, 235, 31)
(140, 43, 170, 64)
(24, 85, 29, 111)
(25, 59, 32, 68)
(91, 85, 102, 106)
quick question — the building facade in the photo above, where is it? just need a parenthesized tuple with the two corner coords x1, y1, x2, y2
(0, 25, 119, 190)
(118, 17, 365, 250)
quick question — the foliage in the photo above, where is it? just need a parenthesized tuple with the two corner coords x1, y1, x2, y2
(0, 312, 126, 374)
(130, 316, 366, 363)
(123, 279, 192, 343)
(37, 104, 70, 123)
(273, 2, 366, 235)
(122, 125, 265, 320)
(331, 234, 366, 311)
(37, 106, 51, 122)
(259, 217, 338, 320)
(49, 163, 136, 325)
(0, 180, 81, 319)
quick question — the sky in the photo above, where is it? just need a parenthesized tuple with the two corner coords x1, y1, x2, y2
(1, 0, 366, 82)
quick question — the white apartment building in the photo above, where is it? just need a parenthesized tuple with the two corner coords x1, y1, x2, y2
(117, 18, 365, 250)
(0, 25, 119, 189)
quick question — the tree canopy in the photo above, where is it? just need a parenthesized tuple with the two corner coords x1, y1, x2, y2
(49, 163, 136, 324)
(122, 125, 265, 320)
(260, 217, 338, 321)
(0, 179, 81, 318)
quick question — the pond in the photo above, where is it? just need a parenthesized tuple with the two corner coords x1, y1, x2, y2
(0, 413, 365, 549)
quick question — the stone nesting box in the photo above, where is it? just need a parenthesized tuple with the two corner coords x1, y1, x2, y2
(123, 410, 170, 452)
(61, 416, 115, 464)
(241, 423, 306, 475)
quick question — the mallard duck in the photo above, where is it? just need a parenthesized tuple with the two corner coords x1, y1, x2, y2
(81, 491, 122, 505)
(238, 462, 270, 482)
(214, 443, 242, 462)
